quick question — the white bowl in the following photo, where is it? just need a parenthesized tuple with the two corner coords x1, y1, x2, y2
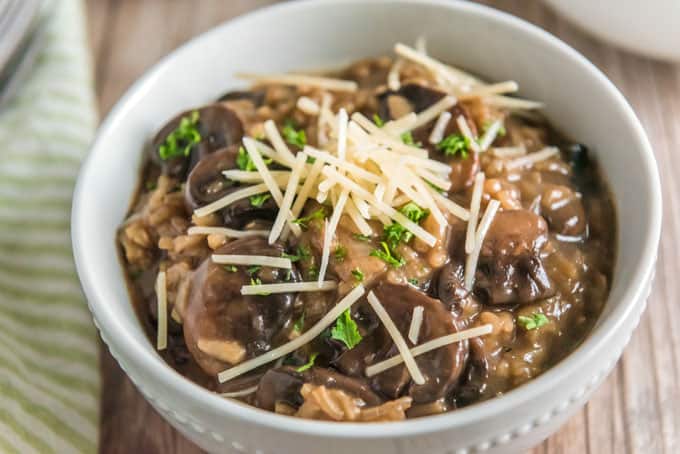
(543, 0, 680, 62)
(72, 1, 662, 453)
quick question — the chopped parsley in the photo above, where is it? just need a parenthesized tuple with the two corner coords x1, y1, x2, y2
(293, 312, 305, 333)
(351, 268, 364, 282)
(408, 278, 419, 286)
(331, 309, 363, 349)
(236, 145, 271, 171)
(246, 265, 261, 276)
(382, 202, 429, 250)
(292, 208, 326, 229)
(282, 120, 307, 148)
(400, 202, 429, 223)
(307, 266, 319, 280)
(249, 277, 271, 296)
(334, 246, 347, 262)
(518, 313, 549, 330)
(223, 265, 238, 273)
(370, 241, 405, 268)
(352, 233, 371, 242)
(296, 352, 318, 372)
(372, 113, 385, 127)
(437, 133, 471, 158)
(249, 193, 271, 208)
(158, 111, 201, 160)
(282, 245, 311, 263)
(383, 223, 412, 250)
(401, 131, 420, 147)
(145, 181, 157, 191)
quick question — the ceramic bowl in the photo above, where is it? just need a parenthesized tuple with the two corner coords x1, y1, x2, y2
(543, 0, 680, 62)
(72, 1, 661, 452)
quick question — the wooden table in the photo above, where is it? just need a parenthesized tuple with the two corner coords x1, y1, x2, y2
(87, 1, 679, 452)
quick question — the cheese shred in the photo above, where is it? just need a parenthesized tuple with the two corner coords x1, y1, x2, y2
(155, 271, 167, 351)
(367, 291, 425, 385)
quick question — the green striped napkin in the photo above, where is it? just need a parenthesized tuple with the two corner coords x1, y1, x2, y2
(0, 0, 99, 452)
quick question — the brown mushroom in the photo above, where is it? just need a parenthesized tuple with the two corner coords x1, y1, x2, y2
(255, 366, 383, 412)
(335, 283, 469, 404)
(183, 237, 298, 377)
(150, 104, 244, 178)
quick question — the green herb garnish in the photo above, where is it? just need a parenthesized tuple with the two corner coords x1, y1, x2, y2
(236, 145, 271, 171)
(293, 312, 305, 333)
(408, 278, 419, 286)
(401, 131, 421, 147)
(334, 246, 347, 262)
(249, 193, 271, 208)
(145, 181, 157, 191)
(247, 265, 261, 276)
(159, 111, 201, 160)
(352, 233, 371, 242)
(249, 277, 271, 296)
(437, 133, 470, 158)
(372, 113, 384, 127)
(370, 241, 405, 268)
(351, 268, 364, 282)
(383, 223, 413, 250)
(224, 265, 238, 273)
(282, 121, 307, 148)
(400, 202, 429, 223)
(296, 352, 318, 372)
(292, 208, 326, 229)
(331, 309, 363, 349)
(283, 245, 311, 263)
(483, 120, 506, 137)
(518, 313, 549, 330)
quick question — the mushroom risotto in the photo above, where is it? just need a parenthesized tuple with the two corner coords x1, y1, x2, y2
(117, 41, 615, 421)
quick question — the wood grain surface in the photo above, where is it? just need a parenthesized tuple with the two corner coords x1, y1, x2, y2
(86, 1, 679, 453)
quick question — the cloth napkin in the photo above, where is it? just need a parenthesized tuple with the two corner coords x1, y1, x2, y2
(0, 0, 99, 452)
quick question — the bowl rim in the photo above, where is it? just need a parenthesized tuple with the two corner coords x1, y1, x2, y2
(72, 0, 662, 439)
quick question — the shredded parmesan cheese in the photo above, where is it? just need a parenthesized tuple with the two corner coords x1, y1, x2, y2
(367, 291, 425, 385)
(456, 115, 481, 153)
(366, 324, 494, 377)
(222, 169, 292, 186)
(336, 108, 349, 160)
(410, 96, 458, 130)
(236, 73, 358, 92)
(269, 152, 307, 243)
(429, 111, 452, 144)
(387, 58, 404, 91)
(464, 199, 501, 290)
(426, 185, 470, 221)
(194, 182, 269, 218)
(187, 226, 269, 238)
(212, 254, 292, 269)
(505, 146, 560, 170)
(264, 120, 297, 165)
(221, 385, 259, 398)
(297, 96, 320, 115)
(218, 285, 365, 382)
(492, 145, 527, 158)
(155, 271, 167, 350)
(408, 306, 424, 344)
(478, 120, 503, 151)
(465, 172, 485, 254)
(318, 190, 349, 286)
(458, 81, 519, 100)
(240, 280, 337, 295)
(486, 95, 544, 110)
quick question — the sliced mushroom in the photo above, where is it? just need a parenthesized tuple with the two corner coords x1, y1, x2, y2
(184, 145, 278, 227)
(183, 237, 298, 376)
(472, 209, 555, 304)
(150, 104, 244, 178)
(540, 185, 588, 238)
(377, 83, 479, 192)
(335, 283, 469, 404)
(255, 366, 383, 411)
